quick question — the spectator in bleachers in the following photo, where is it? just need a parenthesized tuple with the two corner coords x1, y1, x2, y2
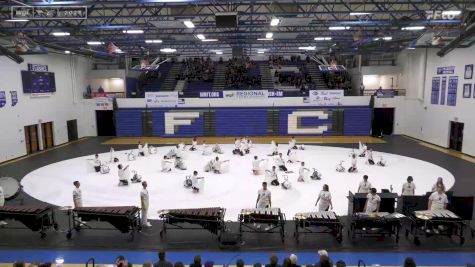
(174, 262, 184, 267)
(289, 254, 300, 267)
(204, 261, 214, 267)
(315, 250, 333, 267)
(28, 263, 40, 267)
(266, 255, 281, 267)
(190, 255, 202, 267)
(143, 263, 153, 267)
(13, 262, 25, 267)
(236, 259, 245, 267)
(403, 258, 416, 267)
(254, 263, 263, 267)
(154, 251, 173, 267)
(282, 257, 291, 267)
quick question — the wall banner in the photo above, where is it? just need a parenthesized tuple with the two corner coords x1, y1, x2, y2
(0, 91, 6, 108)
(447, 76, 458, 106)
(268, 90, 285, 98)
(224, 90, 269, 100)
(145, 91, 178, 107)
(437, 66, 455, 75)
(430, 77, 441, 104)
(199, 91, 223, 98)
(10, 91, 18, 106)
(307, 90, 344, 106)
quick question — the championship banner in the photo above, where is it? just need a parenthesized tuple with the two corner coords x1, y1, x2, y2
(199, 91, 223, 98)
(268, 90, 284, 98)
(0, 91, 6, 108)
(437, 66, 455, 75)
(145, 91, 178, 107)
(306, 90, 344, 106)
(224, 90, 268, 100)
(10, 91, 18, 106)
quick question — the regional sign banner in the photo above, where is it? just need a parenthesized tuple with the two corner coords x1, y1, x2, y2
(145, 91, 178, 107)
(307, 90, 344, 106)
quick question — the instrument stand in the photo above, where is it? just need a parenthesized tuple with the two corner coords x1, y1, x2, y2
(238, 213, 286, 243)
(406, 214, 465, 245)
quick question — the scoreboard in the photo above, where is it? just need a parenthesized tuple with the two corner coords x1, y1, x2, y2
(21, 70, 56, 94)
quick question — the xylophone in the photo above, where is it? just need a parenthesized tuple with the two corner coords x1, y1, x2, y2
(159, 207, 226, 239)
(0, 205, 57, 238)
(293, 211, 343, 243)
(349, 212, 406, 242)
(238, 208, 286, 242)
(67, 206, 141, 240)
(406, 209, 465, 245)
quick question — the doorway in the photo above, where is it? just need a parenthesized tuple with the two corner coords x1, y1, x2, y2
(67, 119, 78, 142)
(41, 121, 54, 149)
(96, 110, 116, 136)
(372, 108, 395, 136)
(449, 121, 464, 152)
(142, 111, 153, 136)
(24, 124, 39, 154)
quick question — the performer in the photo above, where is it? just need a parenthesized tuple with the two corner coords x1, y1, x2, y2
(109, 147, 119, 163)
(358, 141, 367, 157)
(202, 141, 212, 156)
(428, 185, 448, 211)
(118, 164, 129, 186)
(246, 137, 253, 149)
(178, 142, 186, 151)
(140, 181, 151, 227)
(275, 153, 287, 171)
(270, 141, 279, 156)
(174, 157, 187, 170)
(315, 184, 333, 211)
(212, 143, 224, 154)
(289, 136, 297, 149)
(138, 142, 145, 157)
(265, 166, 280, 186)
(335, 160, 345, 172)
(377, 156, 386, 167)
(364, 188, 380, 213)
(93, 154, 101, 172)
(233, 138, 244, 156)
(348, 153, 358, 173)
(256, 182, 272, 208)
(190, 136, 198, 151)
(402, 176, 416, 196)
(287, 149, 298, 163)
(161, 156, 173, 172)
(73, 181, 83, 208)
(431, 177, 446, 192)
(358, 175, 372, 193)
(206, 157, 228, 174)
(298, 162, 310, 182)
(281, 175, 292, 189)
(366, 149, 375, 165)
(252, 156, 266, 175)
(191, 171, 204, 193)
(240, 138, 250, 154)
(165, 146, 177, 159)
(0, 184, 6, 226)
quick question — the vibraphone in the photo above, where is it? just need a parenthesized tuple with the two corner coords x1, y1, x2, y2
(406, 209, 465, 245)
(238, 208, 286, 242)
(293, 211, 343, 243)
(0, 205, 57, 238)
(159, 207, 226, 239)
(349, 212, 405, 242)
(68, 206, 141, 240)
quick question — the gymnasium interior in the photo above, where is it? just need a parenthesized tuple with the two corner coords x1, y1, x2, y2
(0, 0, 475, 266)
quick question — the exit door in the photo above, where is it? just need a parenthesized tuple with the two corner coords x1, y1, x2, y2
(41, 121, 54, 149)
(449, 121, 463, 152)
(24, 124, 39, 154)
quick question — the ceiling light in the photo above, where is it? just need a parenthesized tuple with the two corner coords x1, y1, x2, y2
(202, 39, 218, 42)
(270, 18, 280, 26)
(402, 26, 425, 30)
(257, 51, 265, 54)
(145, 39, 162, 43)
(51, 32, 70, 36)
(123, 29, 144, 34)
(314, 37, 332, 41)
(115, 49, 125, 54)
(215, 51, 223, 55)
(299, 46, 316, 51)
(183, 20, 195, 28)
(196, 34, 206, 40)
(64, 50, 71, 54)
(87, 41, 104, 45)
(349, 12, 371, 16)
(258, 38, 273, 41)
(160, 48, 176, 53)
(329, 26, 350, 30)
(407, 47, 416, 50)
(442, 10, 461, 16)
(373, 37, 380, 41)
(266, 32, 273, 39)
(5, 19, 29, 22)
(383, 36, 392, 41)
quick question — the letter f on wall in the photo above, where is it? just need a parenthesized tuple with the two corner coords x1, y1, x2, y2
(164, 112, 200, 134)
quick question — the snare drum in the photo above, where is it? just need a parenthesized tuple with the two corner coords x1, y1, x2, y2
(0, 177, 21, 200)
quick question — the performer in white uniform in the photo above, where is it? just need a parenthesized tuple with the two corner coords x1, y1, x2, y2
(118, 164, 129, 186)
(190, 137, 198, 151)
(256, 182, 272, 208)
(265, 166, 279, 186)
(358, 141, 367, 157)
(138, 142, 145, 156)
(429, 186, 448, 211)
(73, 181, 83, 208)
(366, 149, 375, 165)
(364, 188, 380, 213)
(202, 141, 212, 156)
(315, 184, 333, 211)
(191, 171, 204, 193)
(287, 149, 298, 163)
(161, 156, 173, 172)
(140, 181, 151, 227)
(109, 147, 118, 163)
(358, 175, 372, 193)
(289, 136, 297, 149)
(0, 185, 6, 226)
(93, 154, 101, 172)
(401, 176, 416, 196)
(212, 143, 224, 154)
(252, 156, 266, 175)
(431, 177, 446, 192)
(348, 153, 358, 173)
(275, 153, 287, 171)
(298, 162, 310, 182)
(240, 138, 250, 154)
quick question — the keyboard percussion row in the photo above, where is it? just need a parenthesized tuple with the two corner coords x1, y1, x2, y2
(159, 207, 226, 238)
(293, 211, 343, 243)
(349, 212, 406, 242)
(238, 208, 286, 242)
(0, 205, 57, 238)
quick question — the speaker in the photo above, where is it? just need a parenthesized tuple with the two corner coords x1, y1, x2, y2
(215, 12, 238, 28)
(0, 45, 24, 64)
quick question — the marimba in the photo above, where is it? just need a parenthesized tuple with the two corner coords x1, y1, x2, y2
(349, 212, 405, 242)
(159, 207, 226, 239)
(293, 211, 343, 243)
(238, 208, 286, 242)
(67, 206, 141, 240)
(0, 205, 57, 238)
(406, 209, 465, 245)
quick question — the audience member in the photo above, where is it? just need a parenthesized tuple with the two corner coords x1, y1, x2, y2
(236, 259, 245, 267)
(254, 263, 263, 267)
(403, 257, 416, 267)
(190, 255, 202, 267)
(289, 254, 300, 267)
(13, 262, 25, 267)
(154, 251, 173, 267)
(315, 250, 333, 267)
(266, 255, 281, 267)
(282, 258, 291, 267)
(143, 263, 153, 267)
(174, 262, 184, 267)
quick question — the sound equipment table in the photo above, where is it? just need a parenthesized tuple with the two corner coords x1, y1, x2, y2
(406, 209, 465, 245)
(349, 212, 405, 242)
(293, 211, 343, 243)
(0, 205, 57, 238)
(159, 207, 226, 239)
(238, 208, 286, 242)
(67, 206, 141, 240)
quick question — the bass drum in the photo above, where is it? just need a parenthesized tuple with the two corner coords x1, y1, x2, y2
(0, 177, 21, 200)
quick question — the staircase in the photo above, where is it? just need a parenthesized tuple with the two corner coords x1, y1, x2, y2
(160, 63, 182, 91)
(212, 64, 226, 90)
(258, 62, 274, 90)
(175, 80, 186, 91)
(306, 63, 328, 90)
